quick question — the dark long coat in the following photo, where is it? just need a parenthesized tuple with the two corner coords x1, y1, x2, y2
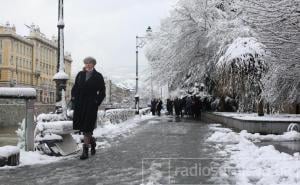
(71, 69, 106, 133)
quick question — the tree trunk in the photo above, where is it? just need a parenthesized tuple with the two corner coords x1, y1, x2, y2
(257, 99, 264, 116)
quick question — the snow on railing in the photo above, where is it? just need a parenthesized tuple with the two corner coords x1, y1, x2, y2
(99, 109, 136, 124)
(0, 87, 36, 99)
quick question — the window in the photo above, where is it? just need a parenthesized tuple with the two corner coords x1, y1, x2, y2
(11, 41, 14, 52)
(10, 56, 14, 65)
(0, 53, 2, 64)
(0, 39, 2, 49)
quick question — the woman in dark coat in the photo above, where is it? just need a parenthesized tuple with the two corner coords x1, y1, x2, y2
(71, 57, 106, 160)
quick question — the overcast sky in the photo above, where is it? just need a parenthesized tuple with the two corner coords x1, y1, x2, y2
(0, 0, 175, 83)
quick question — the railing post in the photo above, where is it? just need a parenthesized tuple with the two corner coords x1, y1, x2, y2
(0, 87, 36, 151)
(25, 99, 35, 151)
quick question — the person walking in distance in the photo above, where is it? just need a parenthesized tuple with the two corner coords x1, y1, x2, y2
(151, 98, 157, 116)
(156, 98, 163, 116)
(71, 57, 106, 160)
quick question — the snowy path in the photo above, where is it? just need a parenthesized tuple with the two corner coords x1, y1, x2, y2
(0, 116, 233, 185)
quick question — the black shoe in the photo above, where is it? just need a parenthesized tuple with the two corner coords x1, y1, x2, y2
(80, 144, 89, 160)
(91, 137, 96, 155)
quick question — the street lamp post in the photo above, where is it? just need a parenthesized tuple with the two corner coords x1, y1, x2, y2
(135, 26, 152, 114)
(151, 68, 153, 99)
(53, 0, 69, 114)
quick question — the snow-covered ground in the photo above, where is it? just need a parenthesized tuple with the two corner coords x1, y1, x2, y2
(214, 112, 300, 122)
(207, 124, 300, 185)
(74, 114, 153, 149)
(0, 114, 153, 169)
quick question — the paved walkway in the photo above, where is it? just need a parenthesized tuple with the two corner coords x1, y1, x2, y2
(0, 116, 234, 185)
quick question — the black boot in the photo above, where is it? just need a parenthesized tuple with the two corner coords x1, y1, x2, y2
(80, 144, 89, 160)
(91, 137, 96, 155)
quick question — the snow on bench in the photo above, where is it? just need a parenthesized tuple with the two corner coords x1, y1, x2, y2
(0, 87, 36, 99)
(0, 146, 20, 167)
(35, 133, 63, 142)
(36, 121, 74, 135)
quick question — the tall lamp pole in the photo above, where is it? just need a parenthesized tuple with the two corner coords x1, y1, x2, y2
(53, 0, 69, 113)
(135, 26, 152, 113)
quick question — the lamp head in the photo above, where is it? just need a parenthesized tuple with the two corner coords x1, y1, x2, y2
(146, 26, 152, 33)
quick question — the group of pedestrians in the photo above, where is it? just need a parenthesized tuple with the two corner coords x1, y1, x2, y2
(151, 98, 163, 116)
(150, 95, 202, 119)
(167, 95, 202, 119)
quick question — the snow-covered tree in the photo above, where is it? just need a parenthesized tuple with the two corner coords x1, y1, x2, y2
(215, 37, 267, 112)
(145, 0, 245, 90)
(241, 0, 300, 109)
(144, 0, 299, 112)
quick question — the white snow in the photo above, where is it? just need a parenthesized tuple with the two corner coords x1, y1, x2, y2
(53, 71, 69, 80)
(95, 114, 152, 139)
(36, 121, 73, 135)
(57, 18, 64, 27)
(99, 109, 136, 124)
(0, 146, 19, 158)
(114, 79, 135, 91)
(217, 37, 265, 67)
(215, 112, 300, 122)
(207, 127, 300, 143)
(35, 133, 63, 142)
(1, 114, 153, 169)
(207, 125, 300, 184)
(37, 113, 65, 122)
(0, 87, 36, 98)
(19, 150, 62, 167)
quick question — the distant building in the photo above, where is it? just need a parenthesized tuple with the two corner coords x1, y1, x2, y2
(0, 22, 73, 104)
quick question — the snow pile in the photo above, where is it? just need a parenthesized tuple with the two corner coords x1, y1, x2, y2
(53, 71, 69, 80)
(228, 139, 300, 185)
(18, 150, 62, 167)
(35, 121, 73, 135)
(16, 119, 26, 149)
(215, 112, 300, 122)
(94, 115, 152, 139)
(240, 130, 300, 142)
(0, 87, 36, 98)
(0, 146, 19, 158)
(207, 126, 300, 184)
(37, 113, 66, 122)
(207, 129, 240, 144)
(139, 107, 151, 115)
(35, 133, 63, 142)
(217, 37, 265, 67)
(72, 114, 154, 149)
(208, 127, 300, 143)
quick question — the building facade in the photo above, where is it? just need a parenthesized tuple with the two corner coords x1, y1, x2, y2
(0, 23, 73, 104)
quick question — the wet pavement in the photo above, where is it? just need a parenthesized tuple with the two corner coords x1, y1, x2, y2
(0, 116, 234, 185)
